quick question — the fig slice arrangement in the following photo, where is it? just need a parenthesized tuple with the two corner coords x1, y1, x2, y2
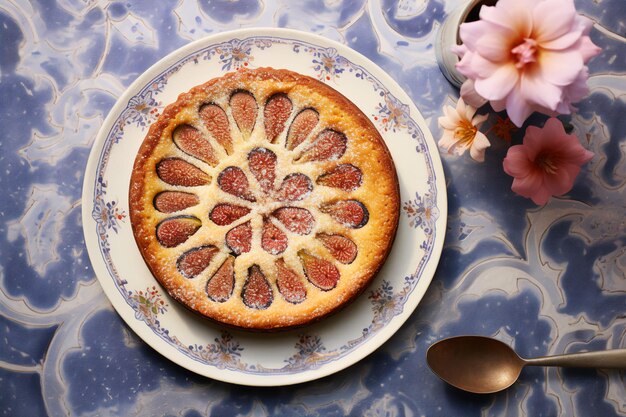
(172, 125, 219, 166)
(248, 147, 277, 193)
(316, 164, 363, 192)
(206, 256, 235, 303)
(230, 91, 258, 135)
(209, 203, 251, 226)
(275, 258, 307, 304)
(154, 191, 199, 213)
(156, 216, 201, 248)
(225, 221, 252, 255)
(264, 93, 293, 143)
(242, 265, 274, 309)
(178, 245, 220, 278)
(286, 108, 319, 150)
(198, 103, 233, 154)
(157, 158, 211, 187)
(129, 68, 399, 330)
(217, 166, 256, 202)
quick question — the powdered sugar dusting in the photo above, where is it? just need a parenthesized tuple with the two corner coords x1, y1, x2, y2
(132, 68, 398, 329)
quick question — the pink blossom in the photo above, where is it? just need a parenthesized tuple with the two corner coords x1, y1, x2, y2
(503, 117, 594, 204)
(453, 0, 601, 127)
(459, 79, 488, 108)
(438, 98, 490, 162)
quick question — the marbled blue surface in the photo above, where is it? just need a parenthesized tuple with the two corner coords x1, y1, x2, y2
(1, 0, 625, 416)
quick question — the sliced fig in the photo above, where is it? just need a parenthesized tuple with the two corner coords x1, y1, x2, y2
(241, 265, 273, 309)
(156, 158, 211, 187)
(209, 203, 251, 226)
(154, 191, 199, 213)
(264, 93, 292, 143)
(298, 250, 340, 291)
(206, 256, 235, 302)
(271, 207, 315, 235)
(198, 104, 233, 154)
(296, 129, 347, 163)
(230, 90, 257, 135)
(172, 125, 219, 166)
(156, 216, 201, 248)
(177, 245, 219, 278)
(320, 200, 369, 229)
(248, 147, 277, 193)
(217, 166, 255, 202)
(225, 221, 252, 255)
(261, 218, 288, 255)
(286, 108, 319, 150)
(316, 233, 358, 264)
(275, 258, 306, 304)
(316, 164, 363, 192)
(274, 173, 313, 202)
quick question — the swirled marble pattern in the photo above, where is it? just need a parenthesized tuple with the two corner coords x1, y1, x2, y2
(1, 0, 625, 416)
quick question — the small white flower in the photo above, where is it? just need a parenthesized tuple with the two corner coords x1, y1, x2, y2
(438, 98, 490, 162)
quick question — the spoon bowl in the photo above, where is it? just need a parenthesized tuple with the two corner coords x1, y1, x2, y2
(427, 336, 525, 394)
(426, 335, 626, 394)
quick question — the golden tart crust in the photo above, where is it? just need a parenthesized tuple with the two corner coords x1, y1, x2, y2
(129, 67, 399, 330)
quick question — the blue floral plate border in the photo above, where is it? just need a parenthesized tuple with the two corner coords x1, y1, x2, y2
(82, 28, 446, 386)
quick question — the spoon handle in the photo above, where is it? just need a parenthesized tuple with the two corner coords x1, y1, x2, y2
(524, 349, 626, 369)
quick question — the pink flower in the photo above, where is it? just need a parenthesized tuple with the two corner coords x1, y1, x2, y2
(438, 98, 490, 162)
(459, 79, 488, 109)
(503, 117, 594, 204)
(453, 0, 601, 127)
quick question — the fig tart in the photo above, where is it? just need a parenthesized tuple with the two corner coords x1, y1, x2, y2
(129, 67, 400, 330)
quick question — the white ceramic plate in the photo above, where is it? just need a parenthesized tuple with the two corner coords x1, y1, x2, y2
(82, 28, 446, 386)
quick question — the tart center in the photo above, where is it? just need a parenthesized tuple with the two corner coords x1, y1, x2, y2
(213, 147, 316, 257)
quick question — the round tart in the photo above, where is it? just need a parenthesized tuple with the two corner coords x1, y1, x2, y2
(129, 67, 400, 330)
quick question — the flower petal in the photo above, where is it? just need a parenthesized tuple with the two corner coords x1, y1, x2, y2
(511, 170, 552, 205)
(469, 131, 490, 162)
(472, 113, 489, 127)
(459, 21, 500, 52)
(558, 140, 595, 165)
(529, 184, 553, 205)
(458, 98, 477, 121)
(532, 0, 577, 43)
(438, 132, 457, 152)
(474, 63, 519, 101)
(438, 115, 457, 130)
(451, 43, 468, 59)
(539, 29, 583, 51)
(576, 36, 602, 63)
(490, 98, 506, 112)
(521, 123, 546, 158)
(503, 145, 533, 177)
(562, 67, 590, 104)
(443, 104, 462, 125)
(510, 169, 543, 198)
(539, 50, 584, 86)
(520, 67, 564, 111)
(504, 87, 533, 127)
(480, 0, 533, 38)
(475, 31, 516, 62)
(460, 79, 488, 108)
(456, 51, 500, 79)
(577, 14, 595, 36)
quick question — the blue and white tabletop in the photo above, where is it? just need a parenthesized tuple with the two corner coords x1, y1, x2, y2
(1, 1, 625, 416)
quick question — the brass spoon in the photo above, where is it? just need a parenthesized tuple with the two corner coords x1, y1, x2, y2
(426, 335, 626, 394)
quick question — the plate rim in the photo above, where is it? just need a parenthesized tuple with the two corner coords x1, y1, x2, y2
(81, 27, 447, 386)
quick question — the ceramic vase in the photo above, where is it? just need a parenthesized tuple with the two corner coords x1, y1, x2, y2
(435, 0, 497, 87)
